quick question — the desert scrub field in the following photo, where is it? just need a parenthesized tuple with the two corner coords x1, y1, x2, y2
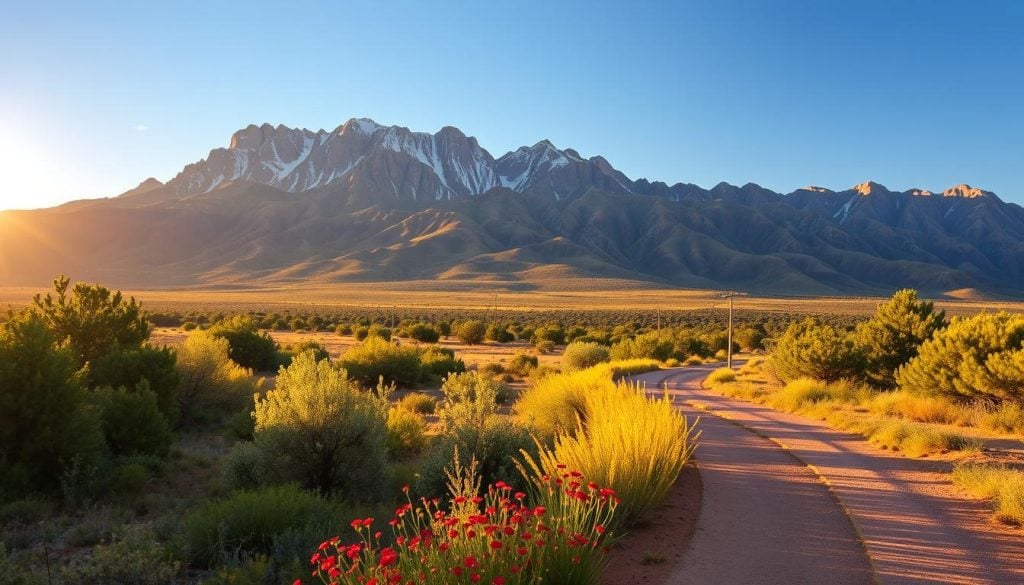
(0, 276, 701, 584)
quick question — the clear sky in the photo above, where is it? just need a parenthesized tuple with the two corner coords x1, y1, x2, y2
(1, 0, 1022, 210)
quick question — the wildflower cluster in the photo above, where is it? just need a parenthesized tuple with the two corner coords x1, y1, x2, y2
(307, 468, 618, 585)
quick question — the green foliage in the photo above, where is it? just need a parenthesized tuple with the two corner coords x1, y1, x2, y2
(610, 333, 674, 361)
(252, 353, 390, 497)
(385, 408, 428, 458)
(397, 392, 437, 415)
(95, 383, 172, 458)
(416, 417, 537, 497)
(108, 461, 152, 496)
(853, 289, 946, 389)
(507, 351, 539, 376)
(366, 324, 392, 341)
(515, 367, 612, 442)
(896, 312, 1024, 404)
(209, 316, 279, 371)
(61, 527, 180, 585)
(419, 345, 466, 384)
(405, 322, 440, 343)
(562, 341, 611, 371)
(176, 332, 255, 424)
(485, 324, 514, 343)
(0, 312, 104, 498)
(0, 543, 45, 585)
(31, 275, 149, 366)
(771, 318, 866, 382)
(438, 371, 503, 433)
(340, 336, 423, 388)
(183, 485, 332, 568)
(532, 325, 566, 346)
(734, 327, 766, 351)
(454, 320, 486, 345)
(89, 345, 180, 422)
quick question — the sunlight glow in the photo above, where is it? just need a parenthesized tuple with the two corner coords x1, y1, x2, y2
(0, 116, 69, 211)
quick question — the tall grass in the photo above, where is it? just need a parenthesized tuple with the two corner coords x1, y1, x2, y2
(514, 360, 660, 441)
(953, 463, 1024, 525)
(705, 367, 736, 385)
(523, 382, 699, 528)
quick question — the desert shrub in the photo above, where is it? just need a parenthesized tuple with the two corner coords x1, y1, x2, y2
(385, 408, 428, 458)
(31, 275, 149, 366)
(335, 323, 353, 336)
(896, 312, 1024, 404)
(95, 383, 172, 458)
(62, 527, 180, 585)
(771, 318, 866, 382)
(181, 321, 198, 331)
(176, 332, 256, 424)
(437, 321, 452, 337)
(953, 463, 1024, 525)
(610, 333, 674, 361)
(340, 336, 423, 388)
(979, 403, 1024, 435)
(183, 485, 333, 568)
(89, 345, 180, 422)
(438, 371, 503, 433)
(664, 357, 681, 367)
(862, 419, 979, 457)
(0, 312, 104, 498)
(252, 352, 390, 497)
(416, 417, 537, 497)
(854, 289, 946, 389)
(534, 339, 555, 354)
(514, 367, 614, 442)
(734, 327, 766, 351)
(706, 367, 737, 385)
(508, 351, 539, 376)
(366, 324, 392, 341)
(597, 358, 661, 377)
(683, 355, 704, 366)
(397, 392, 437, 415)
(221, 441, 263, 491)
(485, 324, 514, 343)
(562, 341, 611, 371)
(532, 325, 566, 346)
(406, 323, 440, 343)
(479, 362, 506, 377)
(525, 381, 698, 528)
(0, 543, 44, 585)
(869, 390, 965, 425)
(279, 340, 330, 364)
(108, 461, 152, 496)
(419, 345, 466, 383)
(454, 320, 486, 345)
(208, 316, 279, 371)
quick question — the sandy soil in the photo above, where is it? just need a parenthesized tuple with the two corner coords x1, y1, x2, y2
(637, 366, 1024, 585)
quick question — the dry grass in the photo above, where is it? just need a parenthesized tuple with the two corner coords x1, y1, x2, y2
(953, 463, 1024, 525)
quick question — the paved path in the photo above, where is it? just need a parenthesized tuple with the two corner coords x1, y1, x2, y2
(633, 366, 1024, 585)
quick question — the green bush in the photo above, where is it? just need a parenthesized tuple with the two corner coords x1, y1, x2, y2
(252, 353, 390, 497)
(438, 371, 503, 433)
(854, 289, 946, 389)
(0, 312, 104, 498)
(771, 318, 866, 382)
(89, 345, 180, 422)
(508, 352, 539, 376)
(486, 324, 514, 343)
(340, 336, 423, 388)
(108, 462, 152, 496)
(419, 345, 466, 383)
(279, 340, 330, 363)
(366, 324, 392, 341)
(386, 408, 428, 458)
(62, 527, 180, 585)
(176, 332, 256, 424)
(897, 311, 1024, 404)
(397, 392, 437, 415)
(31, 275, 149, 366)
(610, 333, 674, 361)
(455, 320, 486, 345)
(562, 341, 611, 371)
(416, 417, 537, 498)
(534, 339, 555, 354)
(406, 323, 440, 343)
(183, 485, 331, 568)
(95, 383, 172, 458)
(208, 316, 279, 371)
(532, 325, 566, 346)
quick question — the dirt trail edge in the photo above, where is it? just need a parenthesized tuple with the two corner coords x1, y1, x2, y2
(634, 366, 1024, 585)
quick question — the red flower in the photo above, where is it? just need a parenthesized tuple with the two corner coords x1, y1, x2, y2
(489, 540, 503, 550)
(464, 555, 479, 568)
(378, 547, 398, 567)
(493, 577, 506, 585)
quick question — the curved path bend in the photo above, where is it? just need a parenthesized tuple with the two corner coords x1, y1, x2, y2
(632, 366, 1024, 585)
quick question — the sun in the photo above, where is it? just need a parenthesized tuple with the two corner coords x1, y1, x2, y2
(0, 118, 66, 211)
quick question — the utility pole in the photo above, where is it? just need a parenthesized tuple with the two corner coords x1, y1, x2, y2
(720, 291, 747, 369)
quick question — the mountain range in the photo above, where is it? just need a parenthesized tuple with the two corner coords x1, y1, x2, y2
(1, 118, 1022, 295)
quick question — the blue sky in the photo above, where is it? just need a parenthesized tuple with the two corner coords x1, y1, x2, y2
(1, 0, 1022, 210)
